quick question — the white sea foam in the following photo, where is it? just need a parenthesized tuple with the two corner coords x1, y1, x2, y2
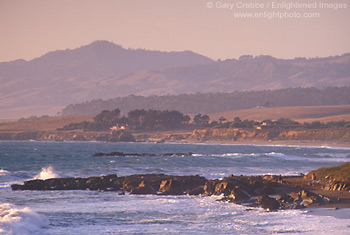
(0, 170, 21, 189)
(0, 203, 47, 235)
(33, 166, 59, 180)
(0, 170, 10, 176)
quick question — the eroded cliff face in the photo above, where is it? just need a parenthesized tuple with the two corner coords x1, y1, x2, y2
(0, 128, 349, 143)
(0, 130, 136, 142)
(189, 128, 350, 143)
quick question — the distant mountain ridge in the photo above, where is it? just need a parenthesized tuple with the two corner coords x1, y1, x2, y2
(0, 41, 213, 118)
(0, 40, 213, 79)
(1, 40, 350, 118)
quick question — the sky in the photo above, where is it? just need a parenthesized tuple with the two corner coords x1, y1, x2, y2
(1, 0, 350, 62)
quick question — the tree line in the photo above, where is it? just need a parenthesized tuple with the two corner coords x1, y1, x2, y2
(58, 108, 350, 132)
(57, 109, 212, 131)
(61, 87, 350, 116)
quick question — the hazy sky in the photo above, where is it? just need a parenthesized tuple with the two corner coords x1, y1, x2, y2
(1, 0, 350, 62)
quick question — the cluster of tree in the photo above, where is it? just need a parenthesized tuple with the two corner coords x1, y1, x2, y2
(126, 109, 190, 130)
(214, 117, 259, 129)
(61, 87, 350, 116)
(57, 109, 208, 131)
(18, 115, 50, 121)
(58, 107, 350, 132)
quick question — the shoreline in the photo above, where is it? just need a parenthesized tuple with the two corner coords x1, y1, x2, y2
(1, 137, 349, 149)
(190, 139, 350, 149)
(304, 207, 350, 219)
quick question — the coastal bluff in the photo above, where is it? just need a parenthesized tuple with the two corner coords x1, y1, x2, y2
(12, 163, 350, 211)
(0, 130, 136, 142)
(190, 128, 350, 143)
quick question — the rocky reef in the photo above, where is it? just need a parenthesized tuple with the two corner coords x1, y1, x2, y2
(12, 165, 350, 211)
(11, 174, 206, 196)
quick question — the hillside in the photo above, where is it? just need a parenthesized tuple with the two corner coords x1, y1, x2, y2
(62, 87, 350, 116)
(209, 105, 350, 122)
(111, 54, 350, 95)
(0, 115, 93, 132)
(0, 41, 212, 119)
(1, 40, 350, 119)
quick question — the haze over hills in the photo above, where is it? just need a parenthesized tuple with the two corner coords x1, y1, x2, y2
(1, 40, 350, 119)
(0, 41, 213, 118)
(62, 87, 350, 116)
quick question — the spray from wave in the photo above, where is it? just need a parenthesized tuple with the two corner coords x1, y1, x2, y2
(33, 166, 59, 180)
(0, 203, 47, 235)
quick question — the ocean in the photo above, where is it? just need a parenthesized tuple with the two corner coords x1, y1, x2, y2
(0, 141, 350, 234)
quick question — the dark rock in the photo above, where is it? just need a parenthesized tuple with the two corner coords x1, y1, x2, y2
(300, 190, 322, 204)
(228, 188, 251, 202)
(130, 181, 157, 195)
(289, 192, 301, 202)
(105, 152, 124, 156)
(186, 187, 204, 195)
(257, 195, 280, 211)
(276, 194, 294, 203)
(204, 180, 218, 195)
(11, 184, 23, 190)
(72, 178, 87, 190)
(260, 185, 277, 195)
(159, 179, 183, 195)
(111, 179, 123, 191)
(178, 175, 207, 192)
(250, 179, 265, 189)
(122, 178, 142, 192)
(288, 190, 325, 206)
(293, 204, 306, 209)
(45, 178, 72, 190)
(214, 181, 237, 196)
(92, 152, 105, 156)
(86, 176, 111, 191)
(22, 179, 46, 190)
(130, 186, 156, 195)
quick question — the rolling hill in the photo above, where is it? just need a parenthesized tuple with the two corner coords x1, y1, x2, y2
(0, 41, 212, 118)
(1, 40, 350, 119)
(209, 105, 350, 123)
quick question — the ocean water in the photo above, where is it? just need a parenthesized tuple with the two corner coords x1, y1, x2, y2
(0, 141, 350, 234)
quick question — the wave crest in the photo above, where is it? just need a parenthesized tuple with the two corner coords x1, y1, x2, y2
(0, 203, 47, 235)
(34, 166, 59, 180)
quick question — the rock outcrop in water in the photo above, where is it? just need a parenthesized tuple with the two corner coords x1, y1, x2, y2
(12, 171, 346, 211)
(11, 174, 207, 196)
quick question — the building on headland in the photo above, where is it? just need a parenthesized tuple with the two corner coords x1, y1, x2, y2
(110, 124, 127, 133)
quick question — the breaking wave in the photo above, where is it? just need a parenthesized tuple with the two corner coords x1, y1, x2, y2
(33, 166, 59, 180)
(0, 203, 47, 235)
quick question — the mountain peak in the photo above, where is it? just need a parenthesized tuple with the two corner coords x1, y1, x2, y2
(85, 40, 123, 49)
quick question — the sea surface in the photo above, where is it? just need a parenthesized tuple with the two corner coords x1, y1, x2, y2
(0, 141, 350, 234)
